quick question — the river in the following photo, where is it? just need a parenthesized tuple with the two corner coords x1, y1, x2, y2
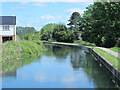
(1, 44, 116, 88)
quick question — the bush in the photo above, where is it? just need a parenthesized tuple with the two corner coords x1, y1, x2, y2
(52, 24, 79, 43)
(94, 35, 116, 48)
(2, 40, 45, 61)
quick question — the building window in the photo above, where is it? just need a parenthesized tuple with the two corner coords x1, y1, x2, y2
(2, 25, 10, 31)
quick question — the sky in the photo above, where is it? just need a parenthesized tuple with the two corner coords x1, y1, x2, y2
(1, 1, 94, 30)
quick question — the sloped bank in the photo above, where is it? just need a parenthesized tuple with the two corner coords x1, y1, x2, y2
(1, 40, 46, 76)
(42, 41, 120, 87)
(2, 40, 45, 62)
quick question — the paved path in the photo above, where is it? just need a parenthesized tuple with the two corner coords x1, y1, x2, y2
(96, 47, 120, 59)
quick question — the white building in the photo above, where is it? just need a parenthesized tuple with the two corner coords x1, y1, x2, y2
(0, 16, 16, 43)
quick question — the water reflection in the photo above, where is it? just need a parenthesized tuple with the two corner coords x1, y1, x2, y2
(44, 45, 116, 88)
(1, 44, 117, 88)
(2, 56, 41, 77)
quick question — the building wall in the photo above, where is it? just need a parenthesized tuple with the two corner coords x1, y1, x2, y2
(0, 25, 15, 36)
(0, 25, 16, 43)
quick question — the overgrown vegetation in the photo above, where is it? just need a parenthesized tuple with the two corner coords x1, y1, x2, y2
(23, 31, 41, 41)
(16, 26, 36, 39)
(2, 40, 45, 62)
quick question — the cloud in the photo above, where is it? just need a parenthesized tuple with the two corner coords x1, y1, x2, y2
(20, 2, 28, 4)
(33, 3, 46, 7)
(1, 0, 93, 2)
(65, 8, 85, 14)
(11, 6, 24, 10)
(40, 15, 61, 20)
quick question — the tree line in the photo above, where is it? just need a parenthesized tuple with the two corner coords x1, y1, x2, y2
(17, 2, 120, 48)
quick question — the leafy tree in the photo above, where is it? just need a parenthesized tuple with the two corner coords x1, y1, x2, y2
(52, 24, 78, 43)
(67, 12, 81, 31)
(40, 23, 56, 40)
(23, 31, 40, 41)
(81, 2, 120, 47)
(16, 27, 36, 39)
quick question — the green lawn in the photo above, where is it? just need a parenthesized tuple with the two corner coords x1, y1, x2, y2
(109, 47, 120, 53)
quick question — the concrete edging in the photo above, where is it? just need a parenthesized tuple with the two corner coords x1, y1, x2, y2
(43, 41, 120, 86)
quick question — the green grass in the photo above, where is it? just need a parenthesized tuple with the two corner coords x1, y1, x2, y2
(43, 41, 95, 46)
(93, 48, 120, 71)
(2, 40, 46, 62)
(74, 41, 95, 46)
(109, 47, 120, 53)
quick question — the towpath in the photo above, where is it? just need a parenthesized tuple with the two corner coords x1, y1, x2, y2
(96, 47, 120, 59)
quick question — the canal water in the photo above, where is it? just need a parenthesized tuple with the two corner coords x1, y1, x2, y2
(1, 44, 116, 88)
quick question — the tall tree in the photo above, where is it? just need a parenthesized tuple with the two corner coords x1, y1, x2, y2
(67, 12, 80, 31)
(81, 2, 120, 47)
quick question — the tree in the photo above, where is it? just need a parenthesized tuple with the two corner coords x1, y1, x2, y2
(52, 24, 78, 43)
(16, 26, 36, 39)
(81, 2, 120, 47)
(40, 23, 56, 40)
(67, 12, 80, 31)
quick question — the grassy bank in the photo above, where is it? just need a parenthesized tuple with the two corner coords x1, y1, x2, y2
(93, 48, 120, 71)
(2, 40, 45, 62)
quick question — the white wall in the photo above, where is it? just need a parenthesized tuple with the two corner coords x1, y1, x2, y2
(0, 25, 16, 36)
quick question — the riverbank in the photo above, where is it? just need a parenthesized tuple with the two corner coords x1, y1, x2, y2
(1, 40, 45, 63)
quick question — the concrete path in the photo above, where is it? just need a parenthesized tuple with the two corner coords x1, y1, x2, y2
(96, 47, 120, 59)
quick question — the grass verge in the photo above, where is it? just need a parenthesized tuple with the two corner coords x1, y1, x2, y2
(109, 47, 120, 53)
(93, 48, 120, 71)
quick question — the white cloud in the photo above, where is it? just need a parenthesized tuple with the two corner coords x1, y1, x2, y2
(33, 3, 46, 7)
(65, 8, 85, 14)
(40, 15, 61, 20)
(11, 6, 24, 10)
(20, 2, 28, 4)
(1, 0, 93, 2)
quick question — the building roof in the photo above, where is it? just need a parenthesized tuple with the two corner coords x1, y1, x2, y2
(0, 16, 16, 25)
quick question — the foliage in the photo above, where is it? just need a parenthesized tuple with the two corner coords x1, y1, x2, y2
(40, 23, 56, 40)
(81, 2, 120, 48)
(16, 26, 36, 39)
(67, 12, 81, 31)
(2, 40, 45, 62)
(52, 24, 79, 43)
(23, 31, 41, 41)
(74, 41, 95, 46)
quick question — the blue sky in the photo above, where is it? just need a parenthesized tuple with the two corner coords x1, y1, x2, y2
(1, 1, 93, 30)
